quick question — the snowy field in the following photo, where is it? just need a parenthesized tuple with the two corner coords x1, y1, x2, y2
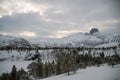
(0, 49, 55, 75)
(40, 64, 120, 80)
(0, 60, 32, 75)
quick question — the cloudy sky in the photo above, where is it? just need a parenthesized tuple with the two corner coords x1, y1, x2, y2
(0, 0, 120, 39)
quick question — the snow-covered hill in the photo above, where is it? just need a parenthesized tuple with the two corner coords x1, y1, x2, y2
(0, 35, 31, 48)
(30, 34, 101, 48)
(92, 32, 120, 43)
(0, 29, 120, 48)
(95, 42, 119, 48)
(59, 33, 103, 47)
(30, 31, 120, 48)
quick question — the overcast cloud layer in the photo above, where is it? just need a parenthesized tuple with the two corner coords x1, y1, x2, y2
(0, 0, 120, 39)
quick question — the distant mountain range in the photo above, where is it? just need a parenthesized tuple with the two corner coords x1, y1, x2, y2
(30, 29, 120, 47)
(0, 28, 120, 48)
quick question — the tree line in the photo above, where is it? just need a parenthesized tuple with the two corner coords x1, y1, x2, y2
(27, 49, 120, 79)
(0, 65, 30, 80)
(0, 48, 120, 80)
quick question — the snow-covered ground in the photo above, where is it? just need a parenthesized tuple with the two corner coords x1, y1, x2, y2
(0, 50, 28, 61)
(0, 50, 33, 75)
(0, 60, 32, 75)
(95, 42, 119, 48)
(0, 50, 55, 75)
(40, 64, 120, 80)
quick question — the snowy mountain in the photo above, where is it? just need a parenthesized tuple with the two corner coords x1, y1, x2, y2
(92, 32, 120, 43)
(0, 35, 31, 48)
(0, 29, 120, 48)
(59, 33, 103, 47)
(30, 31, 120, 48)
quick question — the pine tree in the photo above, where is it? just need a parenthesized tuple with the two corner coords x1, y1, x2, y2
(51, 61, 55, 75)
(95, 57, 102, 67)
(47, 62, 53, 76)
(56, 59, 61, 75)
(10, 65, 17, 80)
(36, 62, 43, 78)
(100, 52, 104, 59)
(0, 73, 10, 80)
(61, 54, 76, 75)
(18, 68, 29, 80)
(27, 54, 44, 79)
(44, 62, 49, 77)
(84, 54, 89, 66)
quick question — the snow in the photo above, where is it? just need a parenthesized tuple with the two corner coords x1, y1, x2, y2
(0, 50, 28, 61)
(0, 42, 119, 76)
(0, 35, 30, 47)
(0, 60, 32, 75)
(0, 32, 120, 79)
(29, 33, 104, 47)
(0, 50, 33, 75)
(0, 49, 55, 62)
(1, 31, 120, 48)
(92, 32, 120, 43)
(29, 32, 120, 48)
(40, 64, 120, 80)
(0, 49, 55, 75)
(95, 42, 119, 48)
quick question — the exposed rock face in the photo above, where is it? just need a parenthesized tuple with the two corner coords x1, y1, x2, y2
(90, 28, 99, 34)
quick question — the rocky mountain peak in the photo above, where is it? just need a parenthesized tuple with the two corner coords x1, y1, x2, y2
(90, 28, 99, 34)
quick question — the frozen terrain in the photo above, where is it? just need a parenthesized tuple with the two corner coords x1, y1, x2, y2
(29, 31, 120, 47)
(0, 50, 55, 75)
(0, 30, 120, 79)
(0, 34, 30, 48)
(0, 42, 119, 76)
(0, 30, 120, 48)
(0, 60, 32, 75)
(40, 64, 120, 80)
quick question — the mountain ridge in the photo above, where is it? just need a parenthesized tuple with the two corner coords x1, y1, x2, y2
(0, 29, 120, 48)
(0, 34, 31, 48)
(29, 30, 120, 47)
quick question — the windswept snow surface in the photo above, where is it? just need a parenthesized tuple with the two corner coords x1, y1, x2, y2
(40, 64, 120, 80)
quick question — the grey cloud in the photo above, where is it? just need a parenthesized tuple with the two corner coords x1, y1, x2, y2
(0, 12, 73, 38)
(0, 12, 42, 32)
(0, 0, 120, 38)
